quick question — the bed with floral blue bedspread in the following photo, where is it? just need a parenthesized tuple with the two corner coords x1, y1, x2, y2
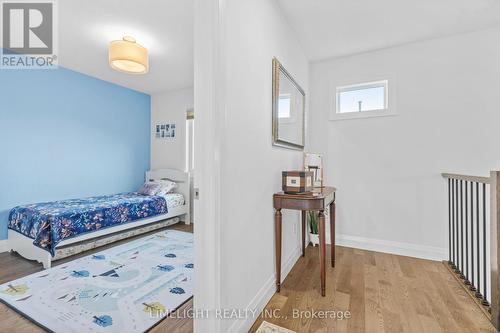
(8, 193, 168, 256)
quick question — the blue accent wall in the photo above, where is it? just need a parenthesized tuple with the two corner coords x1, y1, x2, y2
(0, 68, 151, 239)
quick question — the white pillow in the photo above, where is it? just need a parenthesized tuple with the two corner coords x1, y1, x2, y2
(138, 182, 162, 196)
(156, 179, 178, 196)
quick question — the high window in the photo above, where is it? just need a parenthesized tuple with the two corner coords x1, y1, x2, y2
(333, 80, 393, 120)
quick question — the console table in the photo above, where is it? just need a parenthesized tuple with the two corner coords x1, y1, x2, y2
(273, 186, 336, 296)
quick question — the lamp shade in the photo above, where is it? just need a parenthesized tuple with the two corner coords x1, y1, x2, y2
(109, 36, 148, 74)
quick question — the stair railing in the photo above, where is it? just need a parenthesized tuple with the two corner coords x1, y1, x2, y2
(442, 171, 500, 330)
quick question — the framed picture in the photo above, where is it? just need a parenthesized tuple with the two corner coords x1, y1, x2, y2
(304, 153, 323, 188)
(155, 123, 176, 139)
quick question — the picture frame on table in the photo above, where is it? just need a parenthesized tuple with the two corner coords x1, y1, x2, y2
(304, 153, 324, 188)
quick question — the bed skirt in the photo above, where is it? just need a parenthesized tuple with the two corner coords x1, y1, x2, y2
(52, 216, 180, 260)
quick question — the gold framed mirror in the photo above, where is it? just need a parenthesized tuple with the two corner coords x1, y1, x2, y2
(272, 58, 305, 150)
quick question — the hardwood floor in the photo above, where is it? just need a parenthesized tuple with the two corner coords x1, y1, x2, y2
(1, 229, 495, 333)
(0, 223, 194, 333)
(249, 245, 497, 333)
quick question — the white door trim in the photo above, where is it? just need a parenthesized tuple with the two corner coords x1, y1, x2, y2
(193, 0, 225, 332)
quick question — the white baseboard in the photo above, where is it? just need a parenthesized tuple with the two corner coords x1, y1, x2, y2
(227, 245, 302, 333)
(335, 234, 447, 261)
(0, 239, 10, 253)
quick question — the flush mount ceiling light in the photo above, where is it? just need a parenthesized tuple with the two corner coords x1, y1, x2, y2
(109, 36, 148, 74)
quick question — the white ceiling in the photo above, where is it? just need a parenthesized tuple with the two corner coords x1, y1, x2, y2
(276, 0, 500, 62)
(59, 0, 193, 94)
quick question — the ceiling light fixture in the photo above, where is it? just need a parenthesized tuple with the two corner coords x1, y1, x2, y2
(109, 36, 148, 74)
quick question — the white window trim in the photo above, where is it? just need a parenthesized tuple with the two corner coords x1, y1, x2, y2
(330, 79, 396, 121)
(186, 117, 194, 172)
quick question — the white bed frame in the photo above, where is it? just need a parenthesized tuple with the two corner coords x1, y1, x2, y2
(8, 168, 190, 269)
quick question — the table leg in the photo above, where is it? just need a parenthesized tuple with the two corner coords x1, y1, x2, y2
(330, 202, 336, 267)
(319, 210, 326, 297)
(301, 210, 306, 257)
(275, 208, 282, 292)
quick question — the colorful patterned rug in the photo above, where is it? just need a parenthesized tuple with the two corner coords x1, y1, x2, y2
(0, 230, 193, 333)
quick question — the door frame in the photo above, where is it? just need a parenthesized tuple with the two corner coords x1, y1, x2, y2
(193, 0, 225, 332)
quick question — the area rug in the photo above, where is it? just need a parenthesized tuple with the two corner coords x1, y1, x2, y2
(256, 321, 297, 333)
(0, 230, 193, 333)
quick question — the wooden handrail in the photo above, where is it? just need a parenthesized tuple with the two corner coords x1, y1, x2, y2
(441, 173, 491, 184)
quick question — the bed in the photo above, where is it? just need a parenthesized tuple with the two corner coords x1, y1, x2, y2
(7, 169, 190, 269)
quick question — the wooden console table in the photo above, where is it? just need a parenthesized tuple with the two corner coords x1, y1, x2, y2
(273, 186, 336, 297)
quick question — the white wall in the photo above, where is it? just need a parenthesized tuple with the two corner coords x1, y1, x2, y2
(219, 1, 309, 332)
(309, 27, 500, 260)
(151, 87, 193, 171)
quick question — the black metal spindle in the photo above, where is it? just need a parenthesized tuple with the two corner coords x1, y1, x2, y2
(470, 181, 476, 291)
(460, 180, 465, 279)
(476, 181, 482, 299)
(455, 179, 460, 274)
(482, 183, 489, 306)
(452, 179, 456, 268)
(448, 179, 452, 265)
(465, 181, 470, 284)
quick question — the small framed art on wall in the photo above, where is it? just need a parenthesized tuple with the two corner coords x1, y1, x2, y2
(155, 123, 176, 139)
